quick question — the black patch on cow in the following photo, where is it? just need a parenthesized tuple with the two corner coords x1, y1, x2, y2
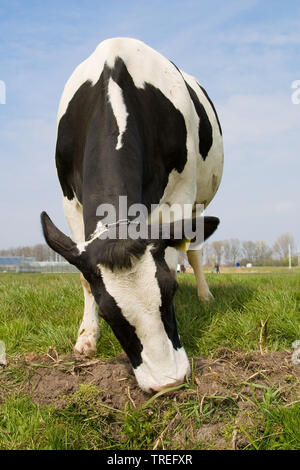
(55, 80, 99, 203)
(88, 237, 147, 271)
(110, 57, 188, 209)
(55, 57, 188, 238)
(151, 244, 182, 351)
(183, 81, 213, 160)
(90, 279, 143, 369)
(169, 60, 220, 158)
(197, 83, 222, 136)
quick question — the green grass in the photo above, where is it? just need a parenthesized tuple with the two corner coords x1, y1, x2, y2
(1, 270, 299, 357)
(0, 385, 115, 450)
(238, 386, 300, 450)
(177, 271, 300, 356)
(0, 270, 299, 450)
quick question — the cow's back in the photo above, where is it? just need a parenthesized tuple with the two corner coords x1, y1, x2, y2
(55, 37, 223, 221)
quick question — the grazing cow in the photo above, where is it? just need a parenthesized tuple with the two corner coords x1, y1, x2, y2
(41, 38, 223, 393)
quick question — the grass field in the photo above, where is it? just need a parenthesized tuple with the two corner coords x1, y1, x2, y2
(0, 269, 299, 450)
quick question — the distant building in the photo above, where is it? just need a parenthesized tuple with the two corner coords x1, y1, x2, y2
(0, 256, 35, 272)
(0, 256, 35, 265)
(0, 256, 78, 273)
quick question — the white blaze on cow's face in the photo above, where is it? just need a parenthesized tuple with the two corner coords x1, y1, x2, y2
(99, 245, 190, 392)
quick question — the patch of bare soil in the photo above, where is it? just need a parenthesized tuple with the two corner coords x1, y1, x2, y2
(0, 351, 150, 409)
(0, 348, 299, 449)
(1, 348, 299, 408)
(193, 348, 300, 399)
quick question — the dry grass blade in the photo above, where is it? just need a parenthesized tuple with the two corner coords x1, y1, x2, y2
(74, 359, 103, 368)
(97, 402, 126, 414)
(232, 429, 238, 450)
(127, 386, 136, 408)
(46, 347, 59, 362)
(153, 416, 177, 450)
(245, 370, 269, 382)
(283, 400, 300, 408)
(199, 393, 207, 414)
(259, 318, 269, 355)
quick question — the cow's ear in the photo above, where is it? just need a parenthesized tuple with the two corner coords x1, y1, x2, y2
(159, 216, 220, 248)
(40, 211, 83, 266)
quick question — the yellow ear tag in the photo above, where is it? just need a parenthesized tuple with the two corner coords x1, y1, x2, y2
(177, 238, 191, 252)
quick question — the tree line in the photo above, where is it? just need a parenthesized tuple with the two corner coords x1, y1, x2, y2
(0, 244, 63, 262)
(0, 232, 298, 266)
(204, 233, 298, 267)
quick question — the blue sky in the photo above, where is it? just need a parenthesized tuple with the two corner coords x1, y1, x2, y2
(0, 0, 299, 249)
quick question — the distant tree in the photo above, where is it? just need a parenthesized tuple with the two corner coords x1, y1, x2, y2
(242, 241, 257, 263)
(210, 241, 223, 265)
(255, 241, 272, 265)
(228, 238, 241, 265)
(202, 243, 209, 265)
(281, 256, 298, 267)
(222, 240, 231, 265)
(203, 243, 216, 267)
(273, 233, 295, 260)
(0, 243, 58, 261)
(223, 240, 233, 265)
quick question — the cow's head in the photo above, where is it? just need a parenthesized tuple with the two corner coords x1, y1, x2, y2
(41, 212, 219, 392)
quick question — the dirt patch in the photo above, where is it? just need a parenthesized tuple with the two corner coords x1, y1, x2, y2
(0, 351, 149, 409)
(1, 348, 299, 449)
(193, 348, 300, 399)
(1, 348, 299, 410)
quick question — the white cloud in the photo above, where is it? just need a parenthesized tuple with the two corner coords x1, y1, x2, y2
(275, 201, 297, 213)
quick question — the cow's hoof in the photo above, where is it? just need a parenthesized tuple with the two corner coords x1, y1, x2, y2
(74, 332, 97, 357)
(198, 290, 214, 302)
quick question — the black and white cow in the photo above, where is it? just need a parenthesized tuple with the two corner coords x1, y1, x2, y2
(41, 38, 224, 393)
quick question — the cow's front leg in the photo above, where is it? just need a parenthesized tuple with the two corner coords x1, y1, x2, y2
(187, 248, 213, 301)
(74, 274, 99, 356)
